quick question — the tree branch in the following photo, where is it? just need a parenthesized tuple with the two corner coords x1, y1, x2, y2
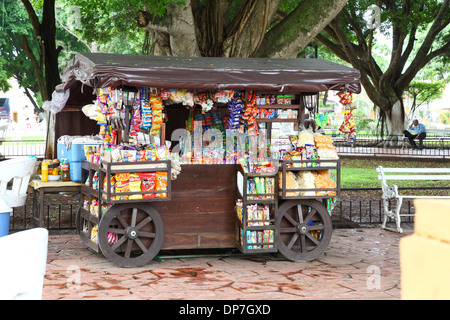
(20, 34, 47, 101)
(396, 0, 450, 92)
(20, 0, 40, 37)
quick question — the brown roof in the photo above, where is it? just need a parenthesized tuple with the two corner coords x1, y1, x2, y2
(58, 52, 360, 105)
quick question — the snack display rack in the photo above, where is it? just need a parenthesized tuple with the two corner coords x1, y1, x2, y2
(56, 53, 360, 267)
(235, 166, 278, 254)
(78, 160, 171, 266)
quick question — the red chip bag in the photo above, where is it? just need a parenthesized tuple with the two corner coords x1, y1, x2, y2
(139, 172, 156, 199)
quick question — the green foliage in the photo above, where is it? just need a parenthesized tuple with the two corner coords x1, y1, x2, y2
(440, 112, 450, 125)
(0, 0, 38, 93)
(341, 158, 450, 188)
(66, 0, 184, 54)
(406, 80, 446, 110)
(352, 108, 374, 131)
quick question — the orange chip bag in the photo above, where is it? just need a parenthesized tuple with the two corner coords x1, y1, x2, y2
(155, 171, 168, 198)
(114, 173, 130, 200)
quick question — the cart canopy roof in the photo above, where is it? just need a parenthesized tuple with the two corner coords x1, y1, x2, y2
(58, 52, 360, 104)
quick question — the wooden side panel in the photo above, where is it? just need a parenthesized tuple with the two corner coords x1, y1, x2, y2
(151, 164, 238, 250)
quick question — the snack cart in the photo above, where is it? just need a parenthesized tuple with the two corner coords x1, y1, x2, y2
(57, 53, 360, 267)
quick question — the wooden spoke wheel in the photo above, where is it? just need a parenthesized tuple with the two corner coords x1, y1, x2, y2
(98, 203, 164, 267)
(276, 199, 332, 261)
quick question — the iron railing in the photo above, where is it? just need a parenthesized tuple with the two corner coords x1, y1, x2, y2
(11, 187, 445, 233)
(332, 133, 450, 158)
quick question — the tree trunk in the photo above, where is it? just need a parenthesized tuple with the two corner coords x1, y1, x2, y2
(255, 0, 348, 58)
(381, 100, 407, 147)
(141, 0, 348, 58)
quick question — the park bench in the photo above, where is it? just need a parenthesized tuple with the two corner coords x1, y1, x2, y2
(376, 166, 450, 233)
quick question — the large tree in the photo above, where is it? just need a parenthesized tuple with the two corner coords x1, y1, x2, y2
(74, 0, 349, 58)
(316, 0, 450, 144)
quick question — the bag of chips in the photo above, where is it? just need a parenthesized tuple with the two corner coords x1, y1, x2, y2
(128, 173, 142, 199)
(139, 172, 156, 199)
(114, 173, 130, 200)
(155, 171, 168, 198)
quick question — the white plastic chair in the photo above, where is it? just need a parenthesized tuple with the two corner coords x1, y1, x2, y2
(0, 157, 37, 208)
(0, 228, 48, 299)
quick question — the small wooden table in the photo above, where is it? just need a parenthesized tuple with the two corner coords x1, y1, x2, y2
(29, 180, 82, 228)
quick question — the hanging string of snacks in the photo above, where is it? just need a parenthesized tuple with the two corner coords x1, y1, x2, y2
(149, 93, 164, 136)
(227, 90, 244, 130)
(242, 90, 259, 136)
(337, 89, 356, 144)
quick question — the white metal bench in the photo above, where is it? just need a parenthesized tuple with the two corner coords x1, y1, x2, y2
(376, 166, 450, 233)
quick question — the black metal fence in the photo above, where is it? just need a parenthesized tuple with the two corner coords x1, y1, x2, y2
(9, 188, 421, 233)
(332, 133, 450, 158)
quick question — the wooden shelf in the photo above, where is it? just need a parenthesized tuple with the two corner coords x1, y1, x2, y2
(255, 104, 301, 109)
(256, 118, 298, 123)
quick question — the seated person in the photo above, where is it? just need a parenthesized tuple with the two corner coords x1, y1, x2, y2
(403, 119, 426, 150)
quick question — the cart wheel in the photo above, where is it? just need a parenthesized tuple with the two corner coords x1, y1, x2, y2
(276, 199, 332, 261)
(98, 203, 164, 267)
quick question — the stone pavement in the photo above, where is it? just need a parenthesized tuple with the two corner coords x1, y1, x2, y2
(43, 228, 412, 300)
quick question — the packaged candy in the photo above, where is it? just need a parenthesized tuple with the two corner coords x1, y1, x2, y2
(121, 149, 137, 162)
(103, 175, 115, 195)
(91, 224, 98, 243)
(140, 172, 156, 199)
(235, 199, 243, 222)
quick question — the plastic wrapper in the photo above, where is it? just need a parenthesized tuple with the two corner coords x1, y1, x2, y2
(128, 173, 142, 199)
(313, 170, 336, 196)
(155, 171, 168, 198)
(115, 172, 130, 200)
(297, 128, 315, 147)
(140, 172, 156, 199)
(314, 134, 335, 150)
(296, 171, 316, 196)
(317, 148, 339, 166)
(278, 171, 299, 197)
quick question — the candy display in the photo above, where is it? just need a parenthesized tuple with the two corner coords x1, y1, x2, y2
(246, 176, 275, 200)
(79, 83, 345, 260)
(241, 229, 274, 249)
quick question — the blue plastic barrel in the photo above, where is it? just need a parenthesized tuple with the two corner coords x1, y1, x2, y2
(0, 211, 10, 237)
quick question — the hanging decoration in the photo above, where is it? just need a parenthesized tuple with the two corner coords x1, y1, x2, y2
(241, 90, 259, 136)
(337, 89, 356, 145)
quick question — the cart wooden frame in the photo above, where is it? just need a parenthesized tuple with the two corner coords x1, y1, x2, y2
(59, 53, 359, 267)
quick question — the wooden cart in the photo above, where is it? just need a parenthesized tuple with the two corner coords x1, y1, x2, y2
(77, 158, 340, 267)
(58, 52, 356, 267)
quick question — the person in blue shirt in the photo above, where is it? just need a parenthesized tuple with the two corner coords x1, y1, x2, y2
(403, 119, 427, 150)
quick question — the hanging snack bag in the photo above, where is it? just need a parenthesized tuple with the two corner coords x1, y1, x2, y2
(128, 173, 142, 199)
(140, 172, 156, 199)
(155, 171, 168, 198)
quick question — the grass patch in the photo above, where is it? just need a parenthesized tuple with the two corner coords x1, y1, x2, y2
(341, 158, 450, 189)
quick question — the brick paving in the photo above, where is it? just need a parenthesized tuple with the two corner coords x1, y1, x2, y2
(42, 227, 412, 300)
